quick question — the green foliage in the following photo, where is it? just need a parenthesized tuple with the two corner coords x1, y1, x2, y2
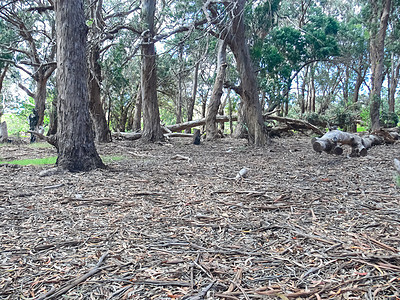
(329, 106, 357, 129)
(357, 126, 367, 132)
(360, 106, 371, 129)
(304, 112, 328, 127)
(380, 111, 399, 128)
(3, 113, 29, 136)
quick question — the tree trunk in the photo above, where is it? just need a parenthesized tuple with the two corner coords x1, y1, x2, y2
(226, 0, 266, 146)
(389, 53, 400, 113)
(369, 0, 391, 130)
(132, 84, 142, 131)
(185, 61, 199, 134)
(34, 75, 49, 128)
(205, 39, 227, 140)
(55, 0, 104, 171)
(88, 44, 111, 142)
(0, 65, 9, 102)
(0, 121, 8, 143)
(175, 45, 183, 124)
(343, 66, 349, 104)
(141, 0, 164, 142)
(219, 88, 230, 133)
(307, 65, 316, 112)
(300, 66, 308, 114)
(47, 96, 58, 135)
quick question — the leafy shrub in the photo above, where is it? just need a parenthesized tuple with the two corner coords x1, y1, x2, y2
(380, 111, 399, 128)
(304, 112, 328, 127)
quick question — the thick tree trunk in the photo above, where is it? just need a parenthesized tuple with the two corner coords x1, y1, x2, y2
(227, 0, 266, 146)
(369, 0, 391, 130)
(206, 40, 227, 140)
(141, 0, 164, 142)
(55, 0, 104, 171)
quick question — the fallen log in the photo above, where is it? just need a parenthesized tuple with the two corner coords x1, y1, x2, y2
(166, 115, 237, 132)
(113, 131, 142, 140)
(312, 130, 384, 157)
(265, 115, 324, 136)
(115, 114, 324, 141)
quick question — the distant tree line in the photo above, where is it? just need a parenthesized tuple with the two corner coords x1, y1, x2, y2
(0, 0, 399, 169)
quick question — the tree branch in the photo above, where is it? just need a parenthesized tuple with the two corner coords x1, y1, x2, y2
(18, 83, 35, 98)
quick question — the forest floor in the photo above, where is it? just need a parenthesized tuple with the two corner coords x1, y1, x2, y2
(0, 134, 399, 300)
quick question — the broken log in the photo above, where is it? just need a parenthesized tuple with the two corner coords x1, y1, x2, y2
(312, 130, 384, 157)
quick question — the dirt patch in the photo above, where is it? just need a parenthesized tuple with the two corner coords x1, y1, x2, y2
(1, 135, 399, 299)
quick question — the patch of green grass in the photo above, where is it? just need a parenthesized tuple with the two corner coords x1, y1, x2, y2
(101, 155, 125, 163)
(357, 126, 367, 132)
(0, 156, 57, 166)
(0, 155, 125, 166)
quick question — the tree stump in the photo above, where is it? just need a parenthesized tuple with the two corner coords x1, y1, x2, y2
(0, 121, 8, 143)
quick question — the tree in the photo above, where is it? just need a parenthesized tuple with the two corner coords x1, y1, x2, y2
(0, 1, 57, 129)
(204, 0, 268, 146)
(87, 0, 111, 142)
(54, 0, 104, 171)
(140, 0, 164, 142)
(206, 39, 227, 139)
(368, 0, 392, 130)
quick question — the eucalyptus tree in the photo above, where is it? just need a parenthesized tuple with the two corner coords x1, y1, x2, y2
(140, 0, 164, 141)
(54, 0, 104, 171)
(202, 0, 272, 146)
(385, 2, 400, 117)
(0, 0, 56, 129)
(205, 39, 227, 139)
(367, 0, 392, 130)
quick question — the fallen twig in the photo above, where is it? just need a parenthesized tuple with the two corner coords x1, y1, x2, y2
(36, 252, 109, 299)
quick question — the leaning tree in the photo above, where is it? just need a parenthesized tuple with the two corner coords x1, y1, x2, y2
(54, 0, 104, 171)
(203, 0, 269, 146)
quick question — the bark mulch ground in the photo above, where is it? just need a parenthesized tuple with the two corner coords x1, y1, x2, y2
(0, 135, 399, 299)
